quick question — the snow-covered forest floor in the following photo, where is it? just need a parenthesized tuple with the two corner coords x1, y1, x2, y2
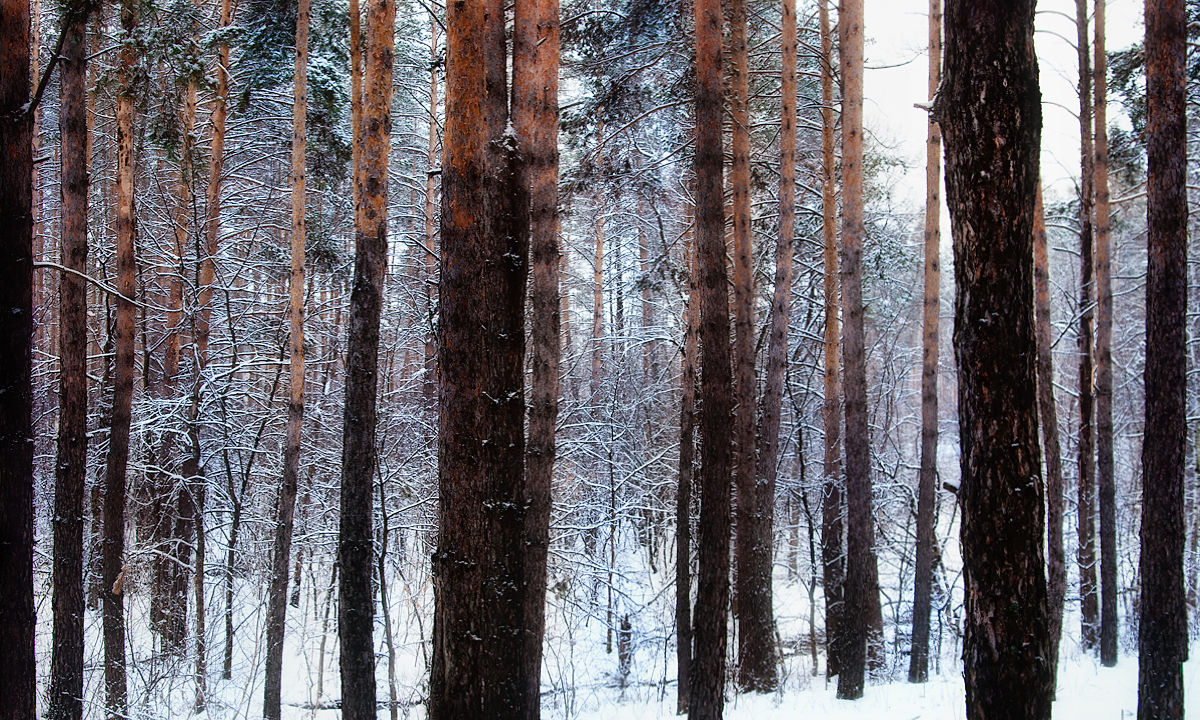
(34, 520, 1198, 719)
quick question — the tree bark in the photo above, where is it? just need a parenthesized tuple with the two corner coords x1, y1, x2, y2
(908, 0, 941, 685)
(836, 0, 881, 699)
(1034, 183, 1067, 693)
(423, 18, 439, 411)
(818, 0, 845, 682)
(430, 0, 531, 715)
(102, 0, 140, 711)
(1074, 0, 1099, 651)
(729, 0, 773, 691)
(48, 4, 92, 718)
(515, 0, 560, 715)
(938, 2, 1053, 718)
(264, 1, 308, 716)
(1138, 1, 1188, 717)
(0, 0, 36, 715)
(339, 0, 393, 716)
(688, 0, 734, 715)
(1092, 0, 1117, 668)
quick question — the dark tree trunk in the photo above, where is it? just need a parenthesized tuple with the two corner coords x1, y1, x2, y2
(938, 1, 1053, 718)
(430, 0, 531, 715)
(339, 0, 393, 716)
(264, 1, 308, 716)
(514, 0, 560, 715)
(818, 0, 845, 682)
(0, 0, 36, 715)
(1092, 0, 1117, 668)
(688, 0, 734, 716)
(1138, 1, 1188, 717)
(1074, 0, 1100, 652)
(908, 0, 942, 686)
(48, 4, 92, 718)
(677, 227, 697, 715)
(836, 0, 881, 699)
(1034, 184, 1067, 693)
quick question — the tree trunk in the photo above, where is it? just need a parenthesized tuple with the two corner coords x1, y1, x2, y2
(423, 18, 439, 411)
(48, 4, 92, 718)
(818, 0, 845, 682)
(729, 0, 773, 692)
(102, 0, 139, 711)
(264, 2, 308, 716)
(1074, 0, 1099, 651)
(339, 0, 393, 716)
(836, 0, 880, 699)
(677, 224, 697, 715)
(938, 1, 1053, 717)
(1092, 0, 1117, 668)
(514, 0, 560, 715)
(1034, 183, 1067, 693)
(1138, 2, 1188, 717)
(0, 0, 36, 714)
(430, 0, 531, 715)
(908, 0, 941, 686)
(688, 0, 734, 715)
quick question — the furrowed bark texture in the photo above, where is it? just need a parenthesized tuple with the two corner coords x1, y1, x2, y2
(1138, 1, 1188, 717)
(836, 0, 880, 699)
(1092, 0, 1117, 668)
(1074, 0, 1099, 651)
(431, 0, 531, 715)
(908, 0, 941, 686)
(939, 2, 1053, 718)
(264, 1, 308, 716)
(688, 0, 734, 715)
(49, 4, 92, 718)
(515, 0, 560, 714)
(730, 0, 774, 692)
(0, 0, 36, 715)
(339, 0, 393, 716)
(818, 0, 845, 681)
(1034, 184, 1067, 692)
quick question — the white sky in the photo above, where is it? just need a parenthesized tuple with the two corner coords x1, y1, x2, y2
(861, 0, 1145, 208)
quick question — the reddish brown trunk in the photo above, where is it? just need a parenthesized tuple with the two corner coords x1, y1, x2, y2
(818, 0, 845, 681)
(688, 0, 734, 715)
(0, 0, 36, 715)
(909, 0, 942, 685)
(1138, 2, 1188, 717)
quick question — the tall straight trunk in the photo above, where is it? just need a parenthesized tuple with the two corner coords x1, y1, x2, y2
(592, 198, 604, 400)
(263, 2, 308, 716)
(103, 0, 139, 711)
(729, 0, 773, 693)
(1074, 0, 1099, 651)
(1092, 0, 1117, 668)
(743, 0, 796, 693)
(908, 0, 941, 685)
(1138, 2, 1188, 717)
(677, 224, 697, 715)
(938, 1, 1052, 717)
(349, 0, 362, 205)
(836, 0, 880, 699)
(0, 0, 36, 714)
(1034, 184, 1067, 692)
(688, 0, 734, 716)
(339, 0, 393, 716)
(818, 0, 845, 681)
(49, 4, 92, 718)
(514, 0, 559, 715)
(430, 0, 530, 715)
